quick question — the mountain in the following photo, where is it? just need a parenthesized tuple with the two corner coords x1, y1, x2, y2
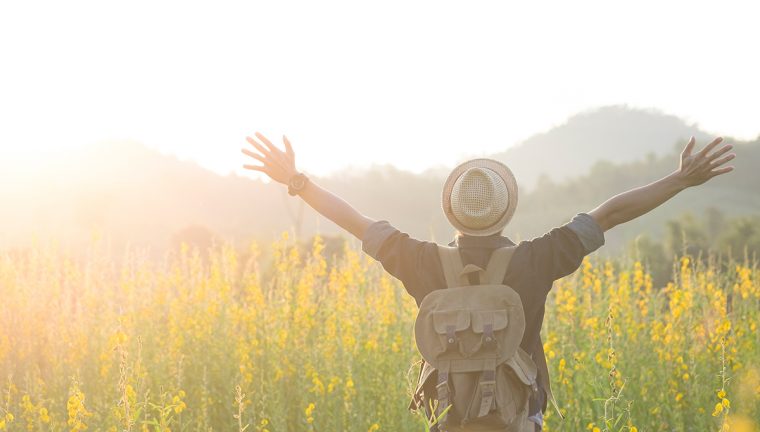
(509, 139, 760, 252)
(487, 105, 714, 189)
(0, 142, 275, 252)
(0, 106, 757, 255)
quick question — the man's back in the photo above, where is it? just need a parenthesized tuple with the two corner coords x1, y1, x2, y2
(361, 213, 605, 423)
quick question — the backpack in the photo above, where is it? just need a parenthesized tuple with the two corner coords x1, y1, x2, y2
(409, 245, 539, 432)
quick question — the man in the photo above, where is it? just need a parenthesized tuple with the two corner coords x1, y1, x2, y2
(242, 133, 734, 431)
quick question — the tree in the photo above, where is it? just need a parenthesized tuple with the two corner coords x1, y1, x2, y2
(171, 225, 218, 252)
(627, 234, 670, 287)
(665, 213, 709, 259)
(718, 216, 760, 261)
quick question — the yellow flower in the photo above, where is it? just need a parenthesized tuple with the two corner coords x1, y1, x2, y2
(327, 376, 340, 393)
(305, 402, 315, 424)
(713, 402, 724, 416)
(368, 423, 380, 432)
(310, 373, 325, 395)
(39, 407, 50, 424)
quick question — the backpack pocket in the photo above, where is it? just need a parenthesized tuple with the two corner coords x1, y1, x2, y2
(457, 362, 530, 430)
(468, 309, 509, 356)
(471, 309, 509, 333)
(462, 349, 536, 429)
(494, 363, 531, 430)
(432, 309, 471, 357)
(505, 347, 538, 387)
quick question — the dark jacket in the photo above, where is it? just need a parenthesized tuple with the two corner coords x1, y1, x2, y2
(361, 213, 605, 420)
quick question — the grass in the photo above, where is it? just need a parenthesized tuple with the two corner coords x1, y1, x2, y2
(0, 233, 758, 431)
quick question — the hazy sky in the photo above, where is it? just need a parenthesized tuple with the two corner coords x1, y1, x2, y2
(1, 0, 758, 178)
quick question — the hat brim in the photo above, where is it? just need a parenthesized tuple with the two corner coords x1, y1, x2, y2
(441, 158, 518, 236)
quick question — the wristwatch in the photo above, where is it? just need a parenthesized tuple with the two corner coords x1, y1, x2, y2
(287, 172, 309, 196)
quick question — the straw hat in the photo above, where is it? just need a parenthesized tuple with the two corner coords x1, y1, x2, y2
(441, 158, 518, 236)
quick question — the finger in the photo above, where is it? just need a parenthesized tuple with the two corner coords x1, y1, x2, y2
(283, 135, 295, 158)
(243, 164, 269, 173)
(706, 144, 733, 162)
(709, 166, 734, 177)
(708, 153, 736, 168)
(247, 135, 288, 170)
(246, 136, 272, 157)
(254, 132, 290, 168)
(255, 132, 285, 157)
(241, 148, 268, 164)
(697, 137, 724, 158)
(681, 136, 696, 158)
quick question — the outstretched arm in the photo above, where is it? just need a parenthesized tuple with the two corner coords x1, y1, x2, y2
(242, 132, 376, 240)
(588, 136, 735, 232)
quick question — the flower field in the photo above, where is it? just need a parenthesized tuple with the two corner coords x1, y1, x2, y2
(1, 234, 758, 431)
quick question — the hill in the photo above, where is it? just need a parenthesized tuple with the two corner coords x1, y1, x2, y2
(0, 106, 757, 255)
(488, 105, 714, 189)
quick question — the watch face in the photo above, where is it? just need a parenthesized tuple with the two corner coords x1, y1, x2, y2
(291, 174, 306, 189)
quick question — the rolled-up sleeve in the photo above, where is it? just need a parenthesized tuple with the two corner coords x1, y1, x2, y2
(360, 220, 439, 301)
(566, 213, 605, 254)
(520, 213, 606, 291)
(361, 220, 398, 260)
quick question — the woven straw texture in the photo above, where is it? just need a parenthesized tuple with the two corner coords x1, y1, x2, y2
(442, 158, 518, 236)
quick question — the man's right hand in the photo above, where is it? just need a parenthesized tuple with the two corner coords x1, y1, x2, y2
(242, 132, 299, 185)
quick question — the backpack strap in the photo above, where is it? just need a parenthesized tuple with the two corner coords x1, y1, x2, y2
(409, 360, 436, 412)
(437, 245, 468, 288)
(435, 361, 452, 423)
(482, 246, 516, 285)
(476, 359, 497, 417)
(439, 245, 515, 287)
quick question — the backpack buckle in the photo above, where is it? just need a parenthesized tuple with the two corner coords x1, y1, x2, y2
(475, 363, 497, 418)
(482, 323, 496, 350)
(445, 325, 459, 353)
